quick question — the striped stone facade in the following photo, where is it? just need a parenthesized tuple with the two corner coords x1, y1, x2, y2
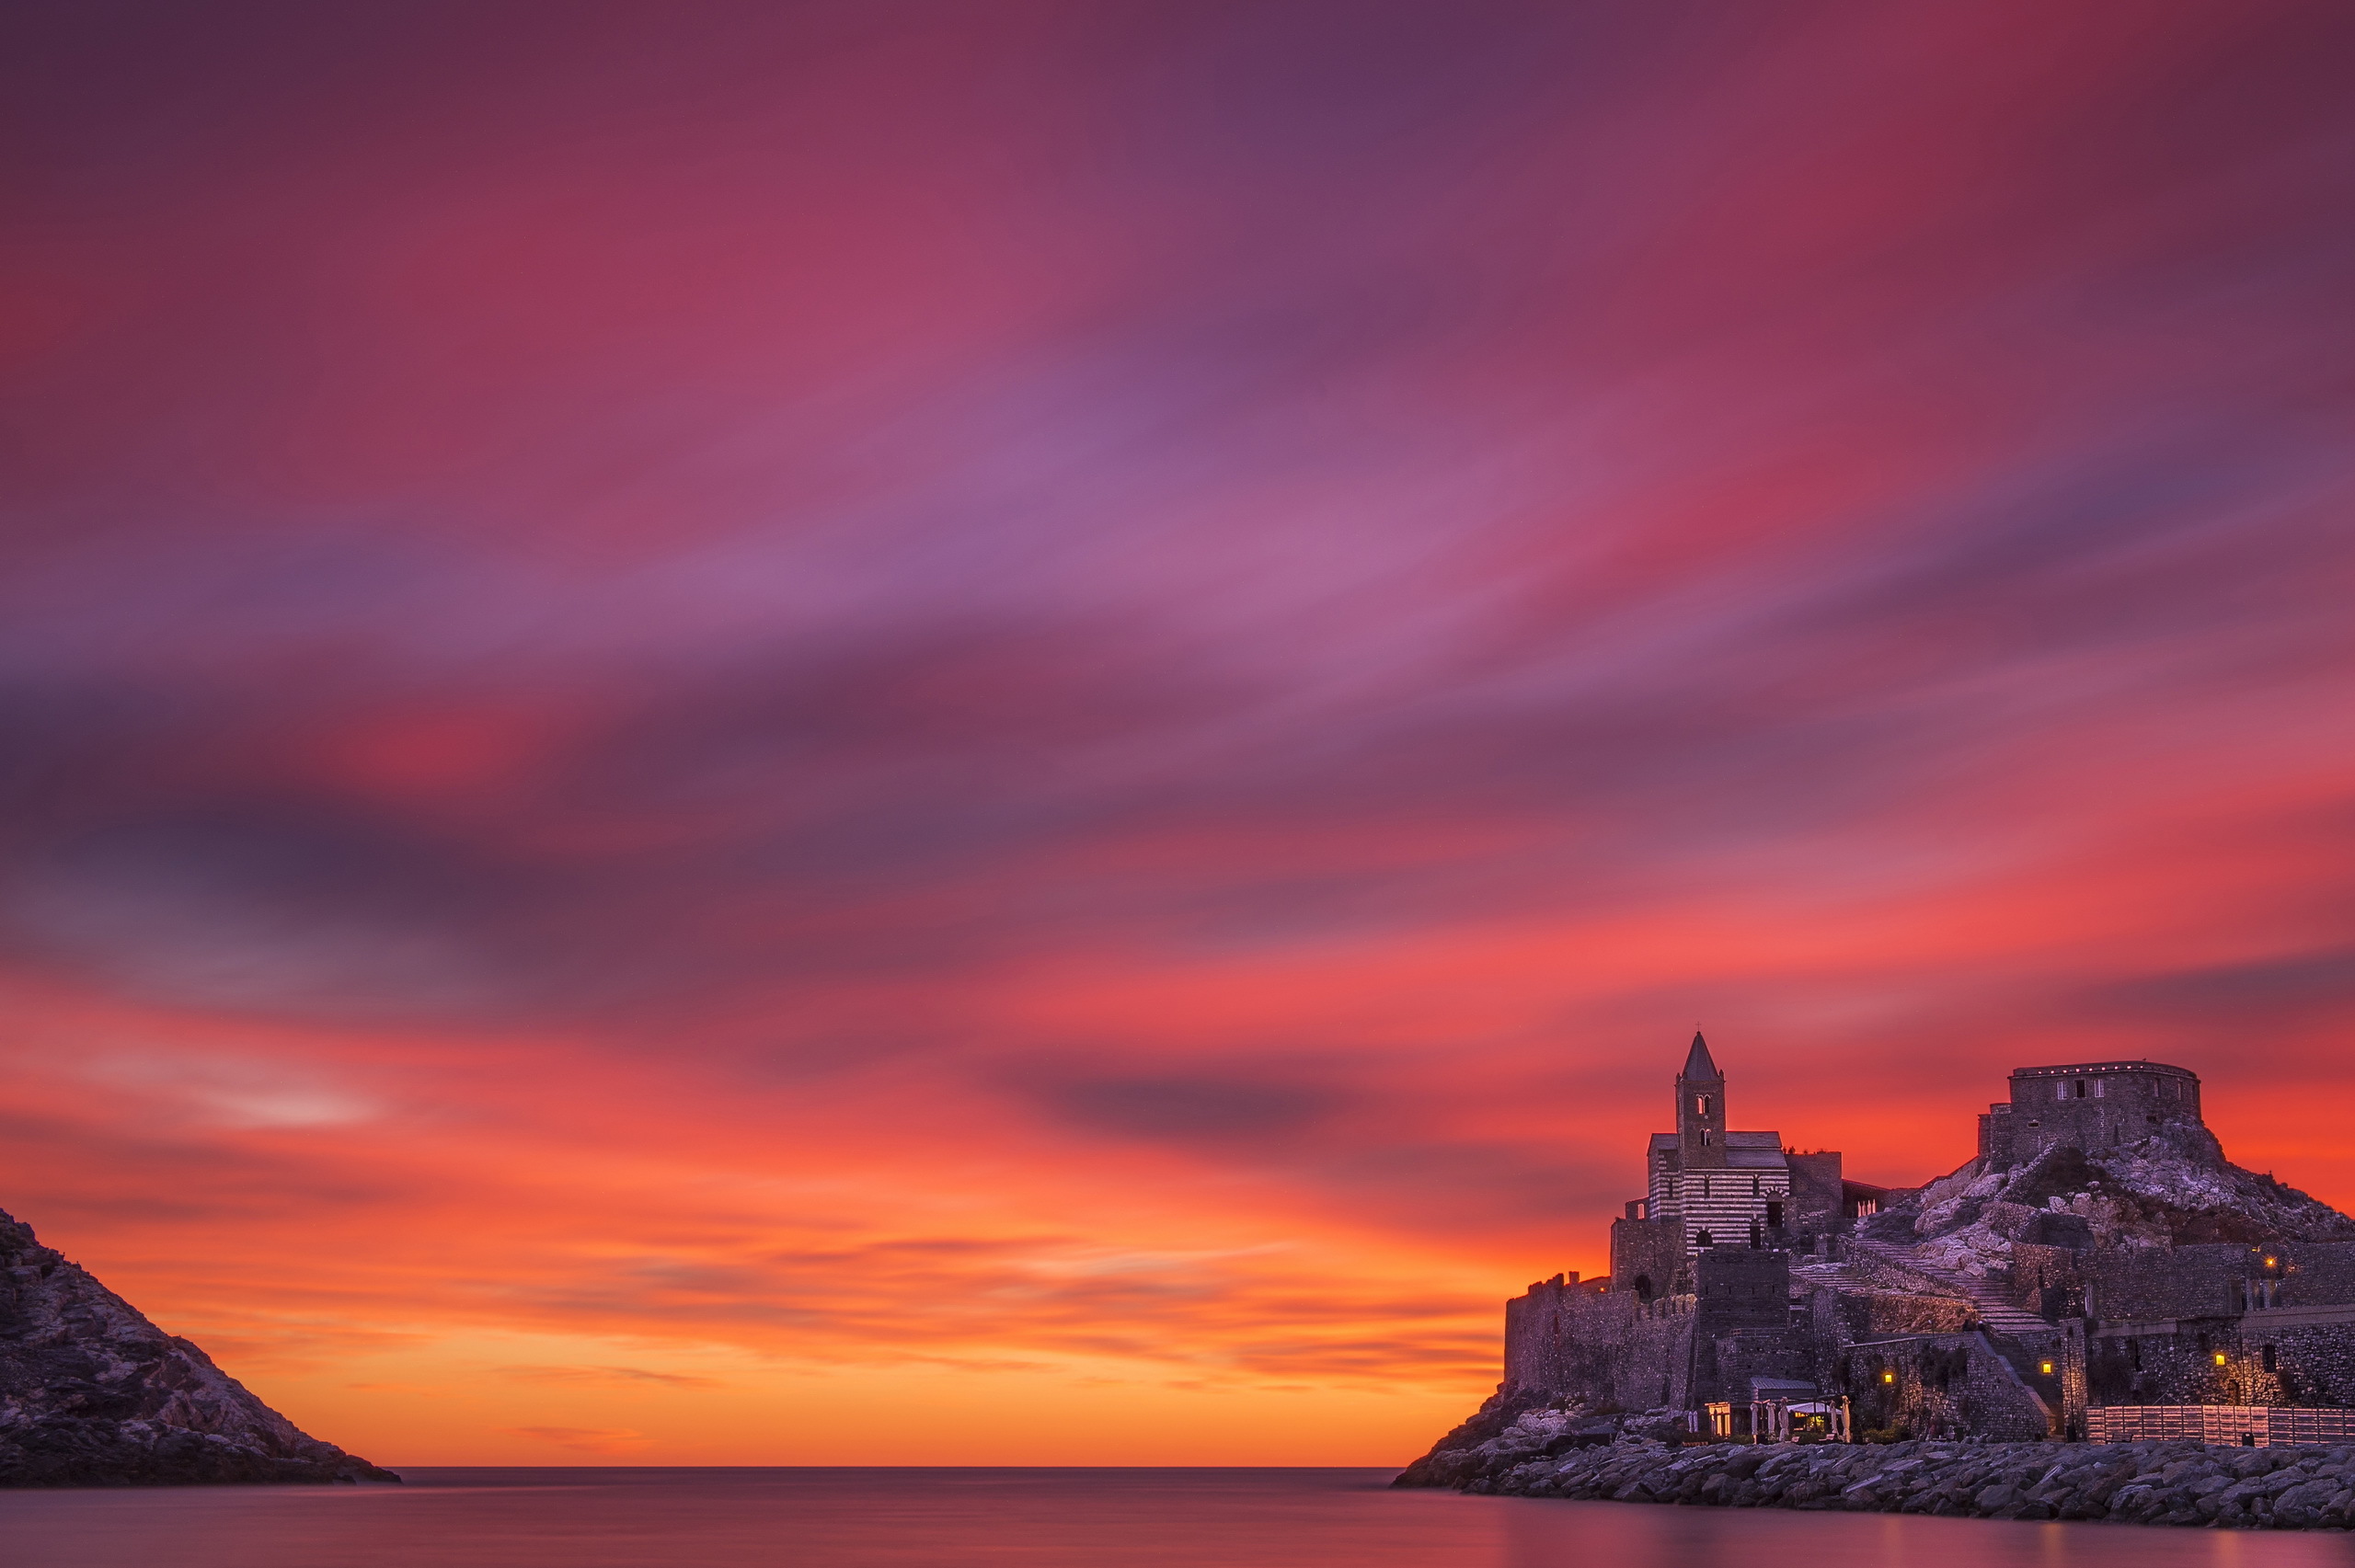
(1642, 1034, 1796, 1261)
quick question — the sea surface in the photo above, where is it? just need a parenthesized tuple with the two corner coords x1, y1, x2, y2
(6, 1468, 2355, 1568)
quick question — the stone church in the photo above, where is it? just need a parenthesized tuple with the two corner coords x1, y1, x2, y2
(1607, 1033, 1864, 1302)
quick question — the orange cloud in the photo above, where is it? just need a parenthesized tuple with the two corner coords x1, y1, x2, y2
(1, 0, 2352, 1469)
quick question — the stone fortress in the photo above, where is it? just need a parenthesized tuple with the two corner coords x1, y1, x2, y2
(1499, 1034, 2355, 1444)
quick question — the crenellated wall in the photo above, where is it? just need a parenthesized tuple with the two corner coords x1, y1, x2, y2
(1502, 1278, 1695, 1411)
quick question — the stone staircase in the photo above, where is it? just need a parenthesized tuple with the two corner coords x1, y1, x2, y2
(1847, 1236, 2053, 1336)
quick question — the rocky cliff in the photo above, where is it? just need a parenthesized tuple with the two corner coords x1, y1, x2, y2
(1882, 1123, 2355, 1280)
(0, 1207, 396, 1485)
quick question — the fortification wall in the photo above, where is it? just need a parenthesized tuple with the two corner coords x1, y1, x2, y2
(1694, 1327, 1814, 1404)
(1608, 1217, 1683, 1300)
(1501, 1281, 1695, 1409)
(1835, 1288, 1980, 1339)
(1786, 1151, 1843, 1229)
(1834, 1333, 2052, 1442)
(1694, 1248, 1789, 1333)
(2073, 1242, 2355, 1322)
(2090, 1314, 2355, 1409)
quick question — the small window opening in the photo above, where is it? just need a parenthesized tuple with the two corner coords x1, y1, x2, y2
(2131, 1338, 2142, 1370)
(1765, 1201, 1784, 1230)
(2263, 1345, 2278, 1373)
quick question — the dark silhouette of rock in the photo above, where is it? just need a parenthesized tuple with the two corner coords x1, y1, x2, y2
(0, 1207, 397, 1486)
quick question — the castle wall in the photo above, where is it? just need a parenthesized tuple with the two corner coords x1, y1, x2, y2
(1834, 1288, 1980, 1340)
(1786, 1151, 1843, 1230)
(1694, 1328, 1814, 1404)
(1609, 1217, 1683, 1300)
(1694, 1247, 1790, 1333)
(2088, 1315, 2355, 1409)
(1834, 1333, 2053, 1442)
(2067, 1242, 2355, 1322)
(1501, 1279, 1695, 1410)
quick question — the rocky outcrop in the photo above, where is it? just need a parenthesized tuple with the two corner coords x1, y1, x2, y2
(1397, 1413, 2355, 1528)
(0, 1207, 396, 1486)
(1886, 1125, 2355, 1282)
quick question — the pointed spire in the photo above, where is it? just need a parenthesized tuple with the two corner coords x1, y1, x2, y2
(1681, 1030, 1721, 1082)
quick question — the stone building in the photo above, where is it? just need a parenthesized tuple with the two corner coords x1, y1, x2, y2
(1609, 1035, 1849, 1299)
(1979, 1059, 2203, 1167)
(1500, 1039, 2355, 1444)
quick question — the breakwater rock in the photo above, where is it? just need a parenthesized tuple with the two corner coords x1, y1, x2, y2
(1, 1207, 397, 1486)
(1399, 1425, 2355, 1528)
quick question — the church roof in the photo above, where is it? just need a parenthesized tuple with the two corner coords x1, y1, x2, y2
(1681, 1031, 1722, 1082)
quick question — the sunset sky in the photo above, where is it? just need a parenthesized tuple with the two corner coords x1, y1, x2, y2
(5, 1, 2354, 1466)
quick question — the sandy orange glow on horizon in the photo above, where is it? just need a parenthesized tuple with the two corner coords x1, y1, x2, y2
(5, 1, 2355, 1464)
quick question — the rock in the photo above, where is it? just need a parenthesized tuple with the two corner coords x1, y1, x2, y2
(1396, 1438, 2355, 1529)
(0, 1207, 396, 1487)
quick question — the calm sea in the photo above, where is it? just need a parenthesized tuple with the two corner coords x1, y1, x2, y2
(6, 1468, 2353, 1567)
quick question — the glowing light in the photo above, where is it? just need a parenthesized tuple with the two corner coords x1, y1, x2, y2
(2216, 1353, 2229, 1365)
(2039, 1361, 2053, 1375)
(1881, 1370, 1895, 1384)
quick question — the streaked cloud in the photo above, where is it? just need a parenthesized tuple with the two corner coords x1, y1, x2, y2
(0, 0, 2351, 1464)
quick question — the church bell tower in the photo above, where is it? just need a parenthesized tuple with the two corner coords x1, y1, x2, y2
(1676, 1031, 1728, 1170)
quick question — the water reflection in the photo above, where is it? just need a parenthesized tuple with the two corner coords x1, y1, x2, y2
(3, 1469, 2351, 1568)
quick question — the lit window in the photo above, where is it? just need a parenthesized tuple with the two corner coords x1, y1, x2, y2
(2215, 1353, 2228, 1366)
(2039, 1361, 2053, 1375)
(1881, 1370, 1895, 1384)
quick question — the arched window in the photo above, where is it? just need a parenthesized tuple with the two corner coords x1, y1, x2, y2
(1694, 1230, 1713, 1248)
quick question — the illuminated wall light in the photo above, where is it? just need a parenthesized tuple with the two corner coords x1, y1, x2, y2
(1881, 1370, 1895, 1384)
(2214, 1353, 2229, 1366)
(2039, 1361, 2054, 1375)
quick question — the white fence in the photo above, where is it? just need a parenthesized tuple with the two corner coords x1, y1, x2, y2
(2086, 1405, 2355, 1447)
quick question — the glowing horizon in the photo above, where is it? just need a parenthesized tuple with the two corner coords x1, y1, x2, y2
(4, 1, 2354, 1465)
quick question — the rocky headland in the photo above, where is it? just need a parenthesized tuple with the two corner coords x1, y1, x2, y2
(1396, 1399, 2355, 1528)
(0, 1207, 396, 1485)
(1396, 1070, 2355, 1529)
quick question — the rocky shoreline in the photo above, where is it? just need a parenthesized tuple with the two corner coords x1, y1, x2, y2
(1396, 1406, 2355, 1528)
